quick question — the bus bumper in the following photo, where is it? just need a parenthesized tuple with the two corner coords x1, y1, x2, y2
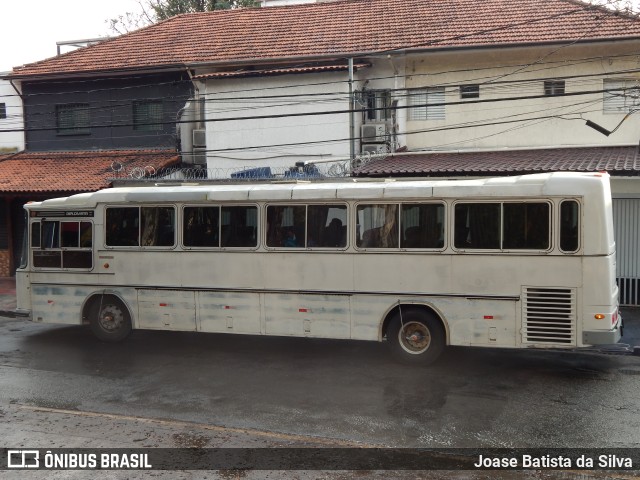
(0, 308, 31, 319)
(582, 315, 622, 345)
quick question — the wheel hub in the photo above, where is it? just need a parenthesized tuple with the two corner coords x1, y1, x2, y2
(399, 321, 431, 354)
(99, 305, 124, 332)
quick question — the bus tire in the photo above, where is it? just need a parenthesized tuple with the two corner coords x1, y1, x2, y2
(88, 296, 132, 342)
(387, 308, 445, 365)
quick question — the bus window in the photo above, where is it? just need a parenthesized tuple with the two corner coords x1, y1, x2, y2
(42, 221, 60, 248)
(106, 207, 139, 246)
(307, 205, 347, 248)
(454, 203, 500, 249)
(32, 219, 93, 269)
(560, 200, 580, 252)
(141, 207, 175, 247)
(356, 204, 399, 248)
(400, 204, 444, 249)
(184, 206, 219, 247)
(221, 206, 257, 248)
(503, 203, 550, 250)
(266, 205, 305, 248)
(31, 222, 41, 248)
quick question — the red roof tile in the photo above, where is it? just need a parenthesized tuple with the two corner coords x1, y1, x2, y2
(0, 150, 180, 193)
(9, 0, 640, 77)
(353, 146, 640, 177)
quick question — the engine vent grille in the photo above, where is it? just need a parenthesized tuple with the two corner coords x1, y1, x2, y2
(522, 287, 576, 345)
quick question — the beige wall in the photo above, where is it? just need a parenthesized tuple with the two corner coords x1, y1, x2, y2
(403, 41, 640, 151)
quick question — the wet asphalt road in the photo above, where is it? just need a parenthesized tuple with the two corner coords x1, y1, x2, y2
(1, 308, 640, 453)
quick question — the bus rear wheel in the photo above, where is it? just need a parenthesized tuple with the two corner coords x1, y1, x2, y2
(388, 308, 445, 365)
(89, 296, 132, 342)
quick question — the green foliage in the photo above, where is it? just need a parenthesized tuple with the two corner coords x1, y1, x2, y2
(150, 0, 260, 21)
(108, 0, 260, 34)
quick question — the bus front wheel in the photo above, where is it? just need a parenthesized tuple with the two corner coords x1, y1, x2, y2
(388, 308, 445, 365)
(89, 296, 132, 342)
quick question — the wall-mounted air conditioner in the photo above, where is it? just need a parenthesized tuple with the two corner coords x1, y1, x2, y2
(192, 129, 206, 148)
(192, 147, 207, 165)
(361, 144, 389, 155)
(361, 123, 388, 143)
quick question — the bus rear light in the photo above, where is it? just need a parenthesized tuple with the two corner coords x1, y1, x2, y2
(594, 314, 605, 320)
(612, 311, 618, 325)
(483, 315, 494, 320)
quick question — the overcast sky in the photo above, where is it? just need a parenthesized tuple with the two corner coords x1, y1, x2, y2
(1, 0, 142, 72)
(3, 0, 640, 73)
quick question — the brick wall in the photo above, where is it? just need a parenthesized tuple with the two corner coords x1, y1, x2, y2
(0, 250, 10, 277)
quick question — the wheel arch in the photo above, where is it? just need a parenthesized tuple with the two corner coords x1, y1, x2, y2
(81, 290, 134, 326)
(379, 302, 449, 344)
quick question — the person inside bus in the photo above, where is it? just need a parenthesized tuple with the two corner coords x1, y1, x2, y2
(283, 228, 298, 247)
(325, 218, 345, 247)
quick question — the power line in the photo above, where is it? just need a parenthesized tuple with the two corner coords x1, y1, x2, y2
(1, 84, 633, 134)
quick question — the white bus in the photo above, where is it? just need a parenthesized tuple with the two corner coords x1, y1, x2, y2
(14, 172, 622, 364)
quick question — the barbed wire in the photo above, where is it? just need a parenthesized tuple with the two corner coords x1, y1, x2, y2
(109, 152, 386, 183)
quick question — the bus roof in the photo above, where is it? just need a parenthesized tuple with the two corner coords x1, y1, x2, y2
(25, 172, 610, 210)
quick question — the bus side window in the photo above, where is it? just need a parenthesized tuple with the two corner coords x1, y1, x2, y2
(222, 206, 257, 248)
(266, 205, 305, 248)
(141, 207, 175, 247)
(454, 203, 500, 249)
(560, 200, 580, 252)
(502, 203, 550, 250)
(356, 204, 398, 249)
(400, 203, 444, 249)
(184, 206, 219, 247)
(106, 207, 140, 246)
(307, 204, 347, 248)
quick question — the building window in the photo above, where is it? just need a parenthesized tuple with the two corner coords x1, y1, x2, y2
(0, 103, 6, 119)
(460, 84, 479, 99)
(56, 103, 90, 135)
(133, 100, 164, 131)
(603, 79, 640, 113)
(363, 90, 392, 122)
(543, 80, 565, 96)
(408, 87, 445, 120)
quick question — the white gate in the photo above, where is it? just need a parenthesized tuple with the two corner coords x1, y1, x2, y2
(613, 198, 640, 306)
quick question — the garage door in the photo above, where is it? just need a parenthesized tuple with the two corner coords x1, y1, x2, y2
(613, 198, 640, 305)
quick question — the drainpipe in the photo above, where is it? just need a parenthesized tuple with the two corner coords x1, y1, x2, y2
(348, 58, 355, 164)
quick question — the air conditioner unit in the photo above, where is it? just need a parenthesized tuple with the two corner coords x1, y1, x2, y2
(361, 123, 388, 143)
(192, 147, 207, 165)
(192, 129, 206, 148)
(361, 144, 388, 155)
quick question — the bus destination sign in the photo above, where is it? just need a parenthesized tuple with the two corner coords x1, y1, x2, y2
(34, 211, 94, 218)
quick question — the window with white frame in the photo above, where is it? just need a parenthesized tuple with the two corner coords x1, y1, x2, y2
(603, 79, 640, 113)
(408, 87, 445, 120)
(363, 90, 392, 122)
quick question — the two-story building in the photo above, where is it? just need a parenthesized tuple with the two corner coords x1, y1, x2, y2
(3, 0, 640, 303)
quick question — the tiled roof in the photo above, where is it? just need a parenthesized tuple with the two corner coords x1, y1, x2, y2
(0, 150, 180, 193)
(353, 146, 640, 177)
(10, 0, 640, 77)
